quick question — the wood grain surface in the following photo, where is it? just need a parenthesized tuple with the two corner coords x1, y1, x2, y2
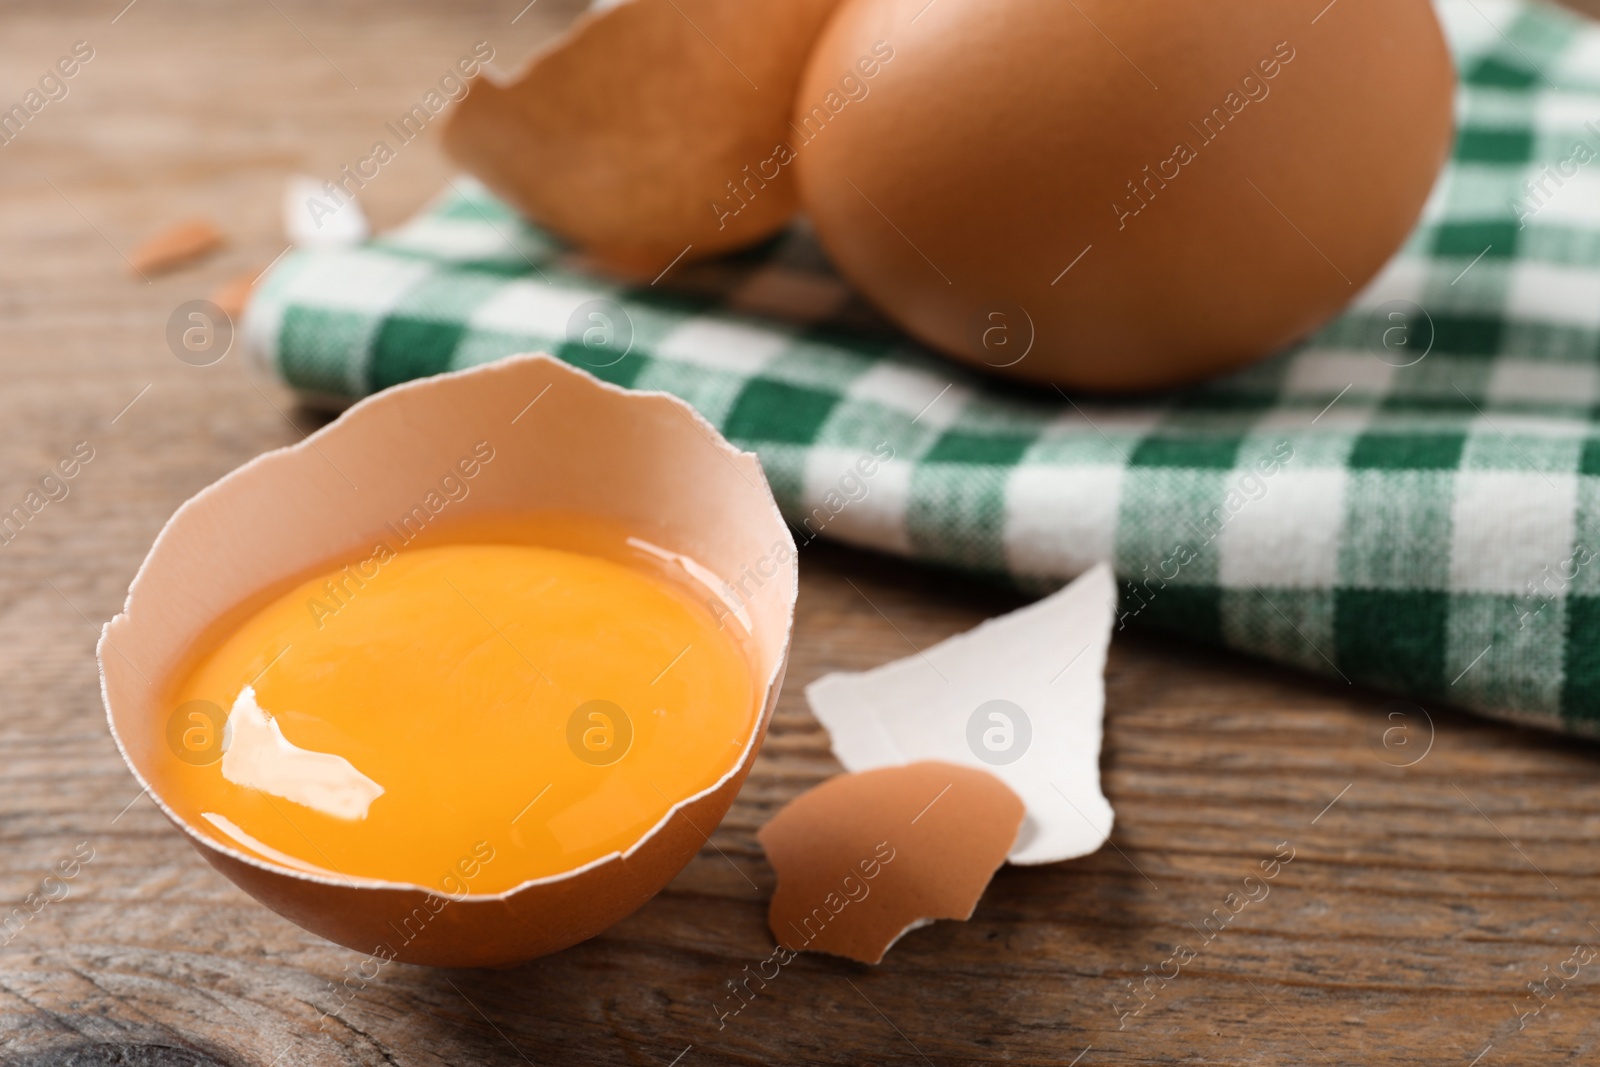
(3, 2, 1600, 1064)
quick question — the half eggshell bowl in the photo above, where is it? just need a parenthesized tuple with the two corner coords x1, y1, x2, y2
(99, 353, 797, 967)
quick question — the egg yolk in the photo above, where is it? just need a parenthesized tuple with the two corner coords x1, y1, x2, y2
(151, 526, 758, 896)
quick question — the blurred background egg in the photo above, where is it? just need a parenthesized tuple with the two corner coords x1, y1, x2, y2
(793, 0, 1456, 390)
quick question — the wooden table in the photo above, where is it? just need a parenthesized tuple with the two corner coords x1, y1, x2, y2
(4, 2, 1600, 1063)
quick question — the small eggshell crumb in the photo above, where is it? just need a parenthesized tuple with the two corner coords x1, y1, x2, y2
(128, 217, 225, 277)
(758, 761, 1023, 964)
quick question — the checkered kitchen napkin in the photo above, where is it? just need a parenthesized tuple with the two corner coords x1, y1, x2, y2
(246, 0, 1600, 737)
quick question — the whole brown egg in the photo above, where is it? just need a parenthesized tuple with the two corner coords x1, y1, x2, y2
(791, 0, 1456, 390)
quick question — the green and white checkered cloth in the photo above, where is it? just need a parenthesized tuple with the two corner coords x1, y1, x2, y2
(246, 0, 1600, 737)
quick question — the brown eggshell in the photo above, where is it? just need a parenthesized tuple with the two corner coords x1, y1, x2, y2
(443, 0, 844, 278)
(99, 354, 797, 968)
(758, 761, 1024, 964)
(128, 217, 225, 277)
(794, 0, 1456, 390)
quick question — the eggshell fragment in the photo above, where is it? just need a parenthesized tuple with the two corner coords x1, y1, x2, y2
(759, 761, 1023, 964)
(794, 0, 1455, 389)
(284, 174, 368, 248)
(807, 563, 1116, 865)
(442, 0, 844, 277)
(128, 217, 225, 277)
(99, 353, 797, 968)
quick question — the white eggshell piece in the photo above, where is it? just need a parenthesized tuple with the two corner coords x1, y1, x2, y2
(806, 563, 1116, 865)
(283, 173, 369, 248)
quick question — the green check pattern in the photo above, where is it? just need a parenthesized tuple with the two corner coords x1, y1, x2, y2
(247, 0, 1600, 737)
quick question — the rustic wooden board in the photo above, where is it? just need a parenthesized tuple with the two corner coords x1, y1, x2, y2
(3, 2, 1600, 1064)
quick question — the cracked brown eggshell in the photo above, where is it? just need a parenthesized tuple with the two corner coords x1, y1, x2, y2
(443, 0, 845, 277)
(759, 761, 1024, 964)
(793, 0, 1455, 390)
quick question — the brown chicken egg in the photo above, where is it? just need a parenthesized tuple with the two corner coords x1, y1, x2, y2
(792, 0, 1456, 390)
